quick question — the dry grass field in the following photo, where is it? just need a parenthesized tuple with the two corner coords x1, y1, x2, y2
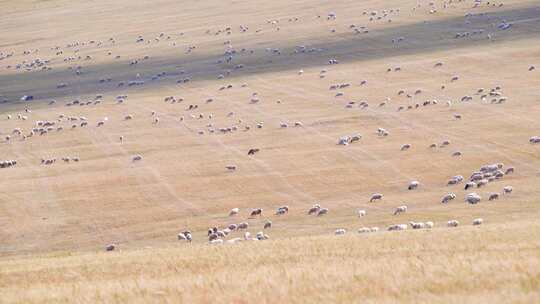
(0, 0, 540, 302)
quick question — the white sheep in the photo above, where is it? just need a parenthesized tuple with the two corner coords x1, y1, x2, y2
(335, 229, 346, 235)
(447, 220, 459, 227)
(465, 193, 481, 204)
(387, 224, 407, 231)
(472, 218, 483, 225)
(441, 193, 456, 203)
(503, 186, 513, 194)
(357, 209, 366, 217)
(409, 221, 425, 229)
(358, 227, 371, 233)
(425, 221, 434, 228)
(229, 208, 239, 216)
(394, 205, 407, 215)
(408, 181, 420, 190)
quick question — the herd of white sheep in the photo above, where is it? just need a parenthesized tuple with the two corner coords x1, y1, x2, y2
(0, 0, 537, 252)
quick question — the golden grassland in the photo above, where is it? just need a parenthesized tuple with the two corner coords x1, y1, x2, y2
(1, 220, 539, 303)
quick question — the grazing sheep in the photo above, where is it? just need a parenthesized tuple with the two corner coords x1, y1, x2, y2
(264, 220, 272, 229)
(464, 182, 476, 190)
(425, 221, 434, 228)
(441, 193, 456, 203)
(465, 193, 482, 204)
(229, 208, 239, 216)
(247, 148, 260, 155)
(308, 204, 321, 215)
(488, 193, 500, 201)
(370, 193, 383, 202)
(447, 220, 459, 227)
(400, 144, 411, 151)
(317, 208, 329, 216)
(409, 221, 425, 229)
(357, 209, 366, 217)
(276, 206, 289, 215)
(529, 136, 540, 144)
(503, 186, 513, 194)
(228, 224, 238, 231)
(256, 231, 269, 240)
(387, 224, 407, 231)
(358, 227, 371, 233)
(408, 180, 419, 190)
(335, 229, 346, 235)
(394, 205, 408, 215)
(105, 244, 116, 251)
(132, 155, 143, 162)
(473, 218, 484, 225)
(238, 222, 249, 230)
(250, 208, 263, 217)
(505, 167, 514, 175)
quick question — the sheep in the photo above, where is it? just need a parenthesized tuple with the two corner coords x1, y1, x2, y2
(264, 220, 272, 229)
(132, 155, 143, 162)
(503, 186, 513, 194)
(335, 229, 346, 235)
(488, 193, 500, 201)
(408, 181, 419, 190)
(256, 231, 269, 240)
(441, 193, 456, 203)
(394, 205, 408, 215)
(370, 193, 383, 202)
(400, 144, 411, 151)
(247, 148, 260, 155)
(250, 208, 263, 217)
(472, 218, 483, 226)
(465, 193, 482, 204)
(505, 167, 514, 175)
(529, 136, 540, 144)
(124, 114, 133, 120)
(237, 222, 249, 230)
(425, 221, 434, 228)
(210, 239, 224, 245)
(228, 224, 238, 231)
(357, 209, 366, 217)
(358, 227, 371, 233)
(308, 204, 321, 215)
(387, 224, 407, 231)
(105, 244, 116, 251)
(447, 220, 459, 227)
(476, 179, 488, 188)
(243, 231, 251, 240)
(276, 205, 289, 215)
(178, 231, 192, 241)
(317, 208, 329, 216)
(409, 221, 425, 229)
(464, 182, 476, 190)
(229, 208, 239, 216)
(453, 113, 462, 120)
(447, 175, 464, 185)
